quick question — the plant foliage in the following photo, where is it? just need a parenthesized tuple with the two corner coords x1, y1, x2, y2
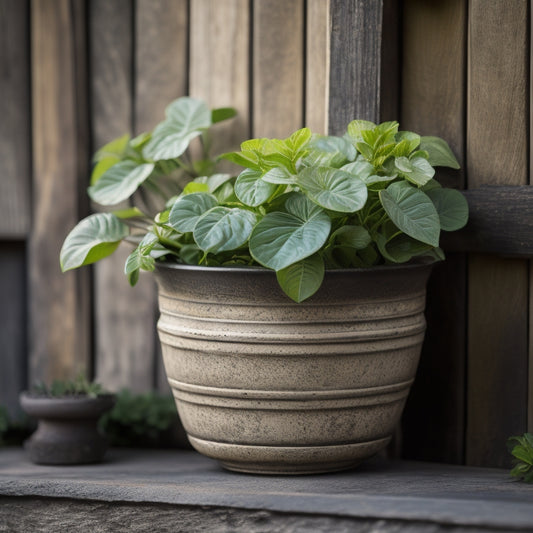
(31, 374, 106, 398)
(61, 98, 468, 302)
(508, 433, 533, 483)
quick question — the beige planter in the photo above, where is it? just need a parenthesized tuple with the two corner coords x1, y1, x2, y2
(155, 262, 432, 474)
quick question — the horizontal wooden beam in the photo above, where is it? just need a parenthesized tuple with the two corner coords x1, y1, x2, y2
(442, 186, 533, 256)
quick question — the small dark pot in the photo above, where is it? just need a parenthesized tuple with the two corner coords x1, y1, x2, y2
(19, 393, 115, 465)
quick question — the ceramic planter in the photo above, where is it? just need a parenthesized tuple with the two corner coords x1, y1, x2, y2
(155, 262, 432, 474)
(20, 393, 115, 465)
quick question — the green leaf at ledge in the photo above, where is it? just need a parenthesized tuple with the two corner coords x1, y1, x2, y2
(88, 161, 155, 206)
(249, 194, 331, 271)
(426, 188, 469, 231)
(193, 207, 258, 254)
(168, 192, 218, 233)
(297, 167, 367, 213)
(276, 253, 325, 303)
(60, 213, 128, 271)
(379, 181, 440, 246)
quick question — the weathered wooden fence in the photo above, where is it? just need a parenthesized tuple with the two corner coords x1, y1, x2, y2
(0, 0, 531, 468)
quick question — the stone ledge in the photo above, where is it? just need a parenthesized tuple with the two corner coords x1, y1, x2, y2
(1, 448, 532, 532)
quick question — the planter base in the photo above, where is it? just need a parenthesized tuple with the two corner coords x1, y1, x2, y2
(189, 436, 391, 475)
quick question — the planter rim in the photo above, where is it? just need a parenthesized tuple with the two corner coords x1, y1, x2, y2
(20, 392, 115, 415)
(155, 259, 434, 275)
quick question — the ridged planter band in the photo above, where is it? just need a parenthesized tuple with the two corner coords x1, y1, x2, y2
(155, 262, 432, 474)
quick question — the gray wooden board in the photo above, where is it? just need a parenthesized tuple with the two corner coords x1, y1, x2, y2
(1, 449, 532, 531)
(442, 186, 533, 257)
(399, 0, 467, 464)
(29, 0, 91, 383)
(0, 0, 31, 238)
(328, 0, 383, 132)
(0, 245, 27, 416)
(466, 0, 529, 467)
(90, 0, 157, 393)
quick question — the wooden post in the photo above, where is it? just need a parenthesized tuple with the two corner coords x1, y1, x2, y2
(466, 0, 529, 467)
(29, 0, 91, 383)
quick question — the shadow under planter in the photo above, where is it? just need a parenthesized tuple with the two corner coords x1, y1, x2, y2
(19, 393, 115, 465)
(154, 262, 433, 475)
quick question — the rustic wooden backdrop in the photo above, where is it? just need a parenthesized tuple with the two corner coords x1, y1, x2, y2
(0, 0, 531, 468)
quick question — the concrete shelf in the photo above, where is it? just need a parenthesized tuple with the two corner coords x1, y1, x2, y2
(1, 448, 532, 532)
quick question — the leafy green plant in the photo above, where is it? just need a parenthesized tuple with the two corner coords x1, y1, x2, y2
(61, 100, 468, 302)
(31, 374, 107, 398)
(99, 390, 184, 448)
(0, 405, 32, 447)
(508, 433, 533, 482)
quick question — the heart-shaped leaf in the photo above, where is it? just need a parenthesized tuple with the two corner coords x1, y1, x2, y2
(379, 181, 440, 246)
(249, 194, 331, 271)
(235, 168, 278, 206)
(88, 161, 155, 206)
(169, 192, 218, 232)
(193, 207, 258, 253)
(297, 167, 367, 213)
(426, 187, 469, 231)
(60, 213, 128, 271)
(276, 253, 325, 302)
(143, 98, 211, 161)
(419, 136, 460, 169)
(395, 156, 435, 186)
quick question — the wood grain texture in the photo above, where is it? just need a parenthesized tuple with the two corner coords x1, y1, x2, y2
(135, 0, 189, 392)
(0, 244, 27, 416)
(29, 0, 91, 383)
(400, 0, 467, 464)
(190, 0, 249, 166)
(90, 0, 155, 393)
(466, 0, 529, 467)
(0, 0, 31, 238)
(305, 0, 329, 134)
(379, 0, 400, 122)
(328, 0, 383, 134)
(529, 11, 533, 435)
(253, 0, 304, 138)
(442, 187, 533, 256)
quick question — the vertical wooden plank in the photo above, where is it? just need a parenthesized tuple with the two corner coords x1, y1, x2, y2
(379, 0, 400, 123)
(0, 244, 27, 416)
(400, 0, 467, 464)
(306, 0, 330, 134)
(190, 0, 250, 154)
(30, 0, 91, 383)
(328, 0, 383, 134)
(135, 0, 189, 391)
(90, 0, 154, 393)
(253, 0, 304, 137)
(467, 0, 529, 467)
(529, 10, 533, 436)
(0, 0, 31, 238)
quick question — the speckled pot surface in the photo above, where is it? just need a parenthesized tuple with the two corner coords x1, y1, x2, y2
(20, 393, 115, 465)
(155, 263, 432, 474)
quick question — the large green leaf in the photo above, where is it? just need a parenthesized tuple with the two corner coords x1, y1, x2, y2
(261, 167, 297, 185)
(297, 167, 367, 213)
(193, 207, 258, 253)
(143, 98, 211, 161)
(88, 161, 155, 206)
(276, 254, 325, 303)
(249, 194, 331, 271)
(330, 225, 371, 249)
(395, 156, 435, 186)
(212, 107, 237, 124)
(419, 136, 460, 169)
(235, 168, 277, 207)
(168, 192, 218, 232)
(60, 213, 129, 271)
(379, 181, 440, 246)
(426, 187, 469, 231)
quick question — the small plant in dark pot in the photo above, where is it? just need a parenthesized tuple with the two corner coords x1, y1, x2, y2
(20, 375, 115, 465)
